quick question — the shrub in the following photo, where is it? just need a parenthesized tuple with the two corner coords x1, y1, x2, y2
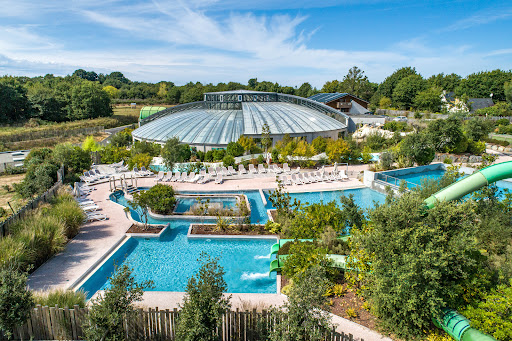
(222, 155, 235, 168)
(101, 145, 131, 164)
(226, 142, 244, 157)
(133, 184, 176, 217)
(257, 154, 265, 164)
(443, 157, 453, 164)
(0, 268, 34, 339)
(467, 140, 486, 155)
(311, 136, 328, 153)
(485, 138, 509, 147)
(212, 149, 226, 161)
(176, 254, 231, 341)
(34, 289, 86, 308)
(84, 264, 153, 341)
(127, 153, 152, 170)
(282, 242, 331, 279)
(495, 118, 510, 126)
(345, 308, 358, 319)
(271, 148, 279, 162)
(82, 136, 101, 152)
(131, 141, 161, 157)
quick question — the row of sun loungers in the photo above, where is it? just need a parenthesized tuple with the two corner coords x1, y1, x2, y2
(74, 184, 108, 222)
(278, 170, 349, 186)
(80, 169, 112, 184)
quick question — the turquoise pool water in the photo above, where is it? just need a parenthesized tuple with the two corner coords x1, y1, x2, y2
(174, 196, 238, 214)
(81, 187, 385, 299)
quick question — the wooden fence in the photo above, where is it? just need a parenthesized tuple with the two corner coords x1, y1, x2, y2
(0, 166, 64, 237)
(5, 306, 363, 341)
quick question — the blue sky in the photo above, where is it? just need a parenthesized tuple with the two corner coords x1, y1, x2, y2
(0, 0, 511, 87)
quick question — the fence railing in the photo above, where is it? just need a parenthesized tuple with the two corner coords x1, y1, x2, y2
(375, 172, 418, 190)
(5, 305, 363, 341)
(0, 166, 64, 237)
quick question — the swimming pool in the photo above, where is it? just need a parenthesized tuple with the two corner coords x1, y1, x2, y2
(80, 187, 385, 299)
(173, 196, 238, 214)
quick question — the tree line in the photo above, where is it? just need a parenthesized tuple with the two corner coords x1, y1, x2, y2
(1, 66, 512, 124)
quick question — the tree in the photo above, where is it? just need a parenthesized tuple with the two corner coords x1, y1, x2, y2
(474, 102, 512, 117)
(379, 96, 392, 108)
(237, 136, 256, 154)
(338, 66, 377, 101)
(222, 155, 235, 168)
(176, 254, 231, 341)
(82, 136, 101, 152)
(0, 268, 34, 339)
(505, 80, 512, 104)
(84, 264, 153, 341)
(426, 117, 468, 153)
(455, 69, 512, 102)
(70, 82, 112, 120)
(377, 66, 418, 100)
(226, 142, 244, 157)
(161, 137, 189, 171)
(27, 83, 68, 122)
(311, 136, 327, 153)
(296, 82, 313, 98)
(414, 86, 442, 112)
(53, 143, 92, 175)
(355, 194, 481, 339)
(392, 74, 426, 109)
(464, 118, 494, 141)
(426, 73, 461, 92)
(325, 138, 350, 162)
(270, 266, 332, 341)
(102, 85, 119, 99)
(0, 81, 31, 123)
(261, 123, 272, 152)
(398, 132, 436, 166)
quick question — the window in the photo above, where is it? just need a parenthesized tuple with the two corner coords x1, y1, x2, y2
(204, 94, 207, 101)
(238, 95, 242, 101)
(253, 95, 257, 101)
(220, 95, 224, 102)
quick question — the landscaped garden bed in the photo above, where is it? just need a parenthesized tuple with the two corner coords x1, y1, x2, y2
(126, 224, 164, 234)
(189, 223, 271, 236)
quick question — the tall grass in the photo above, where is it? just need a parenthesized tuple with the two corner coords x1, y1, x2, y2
(0, 189, 84, 272)
(33, 289, 86, 308)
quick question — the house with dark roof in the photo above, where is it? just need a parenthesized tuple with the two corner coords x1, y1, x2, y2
(308, 93, 369, 114)
(468, 98, 494, 113)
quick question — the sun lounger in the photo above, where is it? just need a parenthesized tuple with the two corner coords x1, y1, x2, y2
(177, 172, 188, 182)
(155, 171, 165, 182)
(272, 164, 283, 173)
(162, 172, 172, 182)
(257, 164, 266, 174)
(76, 199, 95, 206)
(200, 169, 207, 177)
(215, 174, 223, 184)
(305, 172, 316, 183)
(185, 172, 197, 182)
(85, 212, 108, 222)
(221, 167, 230, 176)
(215, 167, 223, 176)
(291, 174, 302, 185)
(314, 172, 324, 182)
(198, 174, 210, 184)
(338, 170, 349, 181)
(298, 173, 310, 184)
(81, 204, 99, 212)
(170, 172, 180, 182)
(283, 175, 292, 186)
(282, 163, 291, 173)
(248, 164, 257, 174)
(140, 166, 154, 176)
(227, 166, 237, 175)
(238, 164, 247, 175)
(208, 167, 216, 176)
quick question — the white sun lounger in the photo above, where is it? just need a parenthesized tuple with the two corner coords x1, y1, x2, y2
(170, 172, 180, 182)
(208, 167, 216, 176)
(257, 164, 266, 174)
(227, 166, 237, 175)
(198, 174, 210, 184)
(185, 172, 198, 182)
(248, 164, 257, 174)
(177, 172, 187, 182)
(221, 167, 230, 176)
(215, 174, 223, 184)
(282, 163, 291, 173)
(140, 166, 154, 176)
(338, 169, 349, 181)
(291, 174, 302, 185)
(298, 173, 310, 184)
(238, 165, 247, 175)
(162, 172, 172, 182)
(314, 172, 324, 182)
(85, 212, 108, 222)
(272, 164, 283, 173)
(155, 171, 165, 182)
(283, 175, 292, 186)
(81, 204, 99, 212)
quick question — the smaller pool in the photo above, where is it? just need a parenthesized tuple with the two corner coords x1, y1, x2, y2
(174, 196, 238, 214)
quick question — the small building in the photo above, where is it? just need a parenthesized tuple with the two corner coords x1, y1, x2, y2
(308, 93, 369, 114)
(468, 98, 494, 114)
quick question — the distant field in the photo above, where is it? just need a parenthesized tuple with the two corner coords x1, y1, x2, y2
(489, 133, 512, 143)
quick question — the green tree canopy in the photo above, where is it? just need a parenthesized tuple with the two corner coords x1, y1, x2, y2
(0, 80, 32, 123)
(414, 86, 442, 112)
(426, 117, 467, 153)
(70, 82, 112, 120)
(0, 268, 34, 339)
(392, 74, 427, 109)
(455, 69, 512, 101)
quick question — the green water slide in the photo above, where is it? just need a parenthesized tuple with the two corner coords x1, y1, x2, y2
(424, 160, 512, 209)
(423, 163, 512, 341)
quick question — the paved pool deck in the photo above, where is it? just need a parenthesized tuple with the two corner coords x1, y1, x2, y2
(27, 163, 394, 340)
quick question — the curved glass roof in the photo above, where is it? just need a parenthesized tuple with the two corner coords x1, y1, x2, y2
(139, 106, 166, 120)
(132, 102, 344, 146)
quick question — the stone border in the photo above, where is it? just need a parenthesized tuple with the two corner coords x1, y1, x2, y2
(259, 188, 267, 206)
(126, 223, 169, 238)
(187, 223, 278, 240)
(69, 235, 130, 291)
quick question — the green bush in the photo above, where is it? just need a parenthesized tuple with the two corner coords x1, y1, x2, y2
(485, 138, 509, 147)
(34, 289, 86, 308)
(222, 155, 235, 168)
(467, 140, 486, 155)
(131, 141, 161, 157)
(257, 154, 265, 164)
(138, 184, 176, 215)
(212, 149, 226, 161)
(226, 142, 244, 157)
(127, 153, 152, 170)
(271, 148, 279, 162)
(101, 145, 131, 164)
(0, 268, 34, 339)
(495, 118, 510, 126)
(443, 157, 453, 164)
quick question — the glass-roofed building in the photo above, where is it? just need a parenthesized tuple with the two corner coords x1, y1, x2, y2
(132, 90, 349, 152)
